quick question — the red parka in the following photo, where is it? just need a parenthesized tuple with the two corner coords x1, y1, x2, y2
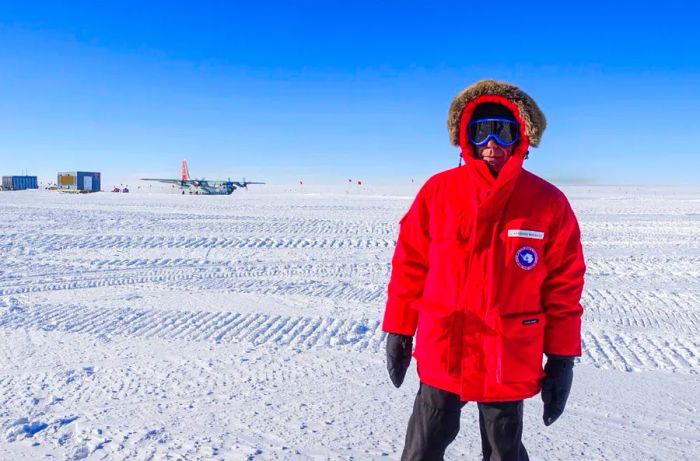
(382, 81, 585, 402)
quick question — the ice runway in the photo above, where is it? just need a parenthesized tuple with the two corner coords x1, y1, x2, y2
(1, 186, 699, 460)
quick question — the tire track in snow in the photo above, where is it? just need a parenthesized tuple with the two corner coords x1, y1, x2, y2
(0, 267, 390, 304)
(5, 252, 699, 282)
(585, 256, 700, 281)
(1, 304, 698, 373)
(0, 215, 399, 239)
(0, 304, 383, 353)
(582, 289, 700, 333)
(5, 275, 699, 335)
(0, 233, 397, 254)
(0, 259, 390, 289)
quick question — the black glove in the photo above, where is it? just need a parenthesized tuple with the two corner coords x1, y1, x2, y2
(386, 333, 413, 388)
(541, 355, 575, 426)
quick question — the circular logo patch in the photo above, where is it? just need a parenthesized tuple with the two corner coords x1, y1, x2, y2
(515, 246, 538, 270)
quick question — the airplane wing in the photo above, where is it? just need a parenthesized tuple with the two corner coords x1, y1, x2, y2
(231, 181, 266, 187)
(140, 178, 182, 185)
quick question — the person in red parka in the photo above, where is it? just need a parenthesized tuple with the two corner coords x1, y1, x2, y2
(383, 79, 585, 461)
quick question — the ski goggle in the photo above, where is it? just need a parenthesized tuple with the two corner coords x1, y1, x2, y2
(468, 118, 520, 146)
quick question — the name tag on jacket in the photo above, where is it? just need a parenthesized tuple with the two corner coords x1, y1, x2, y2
(507, 229, 545, 240)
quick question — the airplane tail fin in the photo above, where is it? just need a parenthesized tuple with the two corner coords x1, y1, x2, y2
(181, 160, 190, 181)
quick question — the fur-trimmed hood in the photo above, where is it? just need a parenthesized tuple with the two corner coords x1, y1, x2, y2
(448, 79, 546, 148)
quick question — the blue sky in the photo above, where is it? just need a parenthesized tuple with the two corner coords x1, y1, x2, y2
(1, 1, 699, 186)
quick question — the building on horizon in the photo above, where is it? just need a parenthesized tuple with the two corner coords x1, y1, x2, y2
(57, 171, 101, 192)
(2, 175, 38, 191)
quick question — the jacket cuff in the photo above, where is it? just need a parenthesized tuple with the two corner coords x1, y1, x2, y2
(545, 353, 576, 361)
(544, 316, 582, 356)
(382, 298, 418, 336)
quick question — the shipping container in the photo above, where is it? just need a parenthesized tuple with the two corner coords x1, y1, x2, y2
(57, 171, 100, 192)
(57, 172, 77, 190)
(1, 175, 38, 190)
(77, 171, 101, 191)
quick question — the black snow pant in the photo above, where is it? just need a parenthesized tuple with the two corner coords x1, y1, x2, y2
(401, 383, 529, 461)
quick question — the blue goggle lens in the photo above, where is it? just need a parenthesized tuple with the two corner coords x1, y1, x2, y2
(468, 118, 520, 146)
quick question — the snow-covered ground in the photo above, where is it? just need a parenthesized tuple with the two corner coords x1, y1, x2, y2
(1, 186, 699, 460)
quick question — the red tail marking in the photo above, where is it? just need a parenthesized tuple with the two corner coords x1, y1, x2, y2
(181, 160, 190, 181)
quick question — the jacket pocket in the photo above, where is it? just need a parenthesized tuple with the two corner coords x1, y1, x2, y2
(413, 299, 462, 377)
(499, 312, 546, 383)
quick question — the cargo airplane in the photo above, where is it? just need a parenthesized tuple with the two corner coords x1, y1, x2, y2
(141, 160, 264, 195)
